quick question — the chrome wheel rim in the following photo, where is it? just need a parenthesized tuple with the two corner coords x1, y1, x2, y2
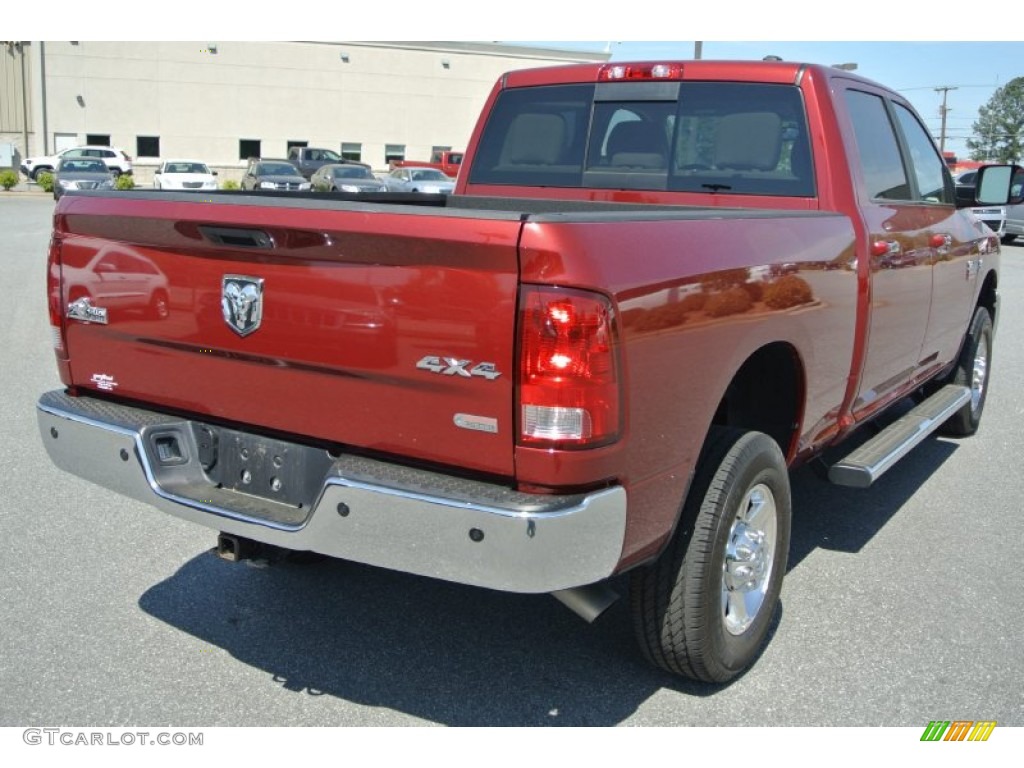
(970, 339, 988, 414)
(721, 483, 778, 636)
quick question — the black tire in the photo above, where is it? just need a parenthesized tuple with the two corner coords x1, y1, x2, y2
(1001, 234, 1016, 245)
(32, 166, 52, 181)
(940, 306, 993, 437)
(631, 427, 791, 683)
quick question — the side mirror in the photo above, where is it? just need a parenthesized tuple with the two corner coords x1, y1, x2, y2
(212, 170, 219, 176)
(970, 164, 1024, 206)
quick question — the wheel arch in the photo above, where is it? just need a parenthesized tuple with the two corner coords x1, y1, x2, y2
(977, 266, 998, 325)
(710, 341, 806, 463)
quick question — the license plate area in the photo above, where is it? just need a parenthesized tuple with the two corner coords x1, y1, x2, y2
(194, 424, 335, 510)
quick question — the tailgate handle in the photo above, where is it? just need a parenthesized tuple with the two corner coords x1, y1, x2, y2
(198, 226, 275, 249)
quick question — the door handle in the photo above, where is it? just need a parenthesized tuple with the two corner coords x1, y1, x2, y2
(198, 226, 275, 249)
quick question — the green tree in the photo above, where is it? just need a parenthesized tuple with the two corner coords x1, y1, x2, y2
(967, 77, 1024, 163)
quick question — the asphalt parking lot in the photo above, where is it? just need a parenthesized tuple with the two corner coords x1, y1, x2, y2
(1, 192, 1023, 727)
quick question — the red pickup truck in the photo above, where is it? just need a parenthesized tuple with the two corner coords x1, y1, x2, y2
(390, 149, 463, 177)
(37, 60, 1020, 683)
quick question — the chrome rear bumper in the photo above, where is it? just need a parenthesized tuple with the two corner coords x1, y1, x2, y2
(37, 391, 627, 593)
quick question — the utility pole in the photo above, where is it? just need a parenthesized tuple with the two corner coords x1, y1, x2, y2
(934, 86, 958, 155)
(694, 42, 702, 60)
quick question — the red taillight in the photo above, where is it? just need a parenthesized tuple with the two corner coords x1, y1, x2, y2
(599, 63, 683, 81)
(517, 286, 620, 448)
(46, 233, 67, 358)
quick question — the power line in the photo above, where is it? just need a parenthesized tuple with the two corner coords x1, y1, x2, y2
(897, 83, 998, 92)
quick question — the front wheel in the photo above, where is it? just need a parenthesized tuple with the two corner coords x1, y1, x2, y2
(941, 306, 993, 437)
(631, 427, 791, 683)
(1001, 234, 1016, 245)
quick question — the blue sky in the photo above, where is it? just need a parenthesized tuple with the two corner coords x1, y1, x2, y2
(504, 41, 1024, 160)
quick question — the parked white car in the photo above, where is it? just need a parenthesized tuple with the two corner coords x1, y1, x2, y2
(153, 160, 219, 191)
(21, 145, 133, 181)
(969, 205, 1007, 238)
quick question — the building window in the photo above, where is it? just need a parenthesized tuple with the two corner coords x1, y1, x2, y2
(239, 139, 261, 161)
(86, 134, 111, 147)
(137, 136, 160, 158)
(431, 145, 451, 155)
(341, 142, 362, 162)
(385, 144, 405, 164)
(287, 140, 307, 151)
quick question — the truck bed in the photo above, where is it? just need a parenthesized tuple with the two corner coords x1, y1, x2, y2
(53, 189, 854, 489)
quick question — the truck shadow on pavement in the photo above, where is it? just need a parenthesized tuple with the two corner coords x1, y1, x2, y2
(138, 553, 729, 726)
(137, 427, 956, 726)
(788, 432, 960, 572)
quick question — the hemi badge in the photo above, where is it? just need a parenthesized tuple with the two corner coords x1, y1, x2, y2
(454, 414, 498, 434)
(67, 297, 109, 325)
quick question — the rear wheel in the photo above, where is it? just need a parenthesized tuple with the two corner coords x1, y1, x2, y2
(1001, 234, 1016, 245)
(631, 427, 791, 683)
(32, 166, 53, 181)
(941, 306, 993, 437)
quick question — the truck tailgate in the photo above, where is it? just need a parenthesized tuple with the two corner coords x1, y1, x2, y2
(55, 194, 522, 476)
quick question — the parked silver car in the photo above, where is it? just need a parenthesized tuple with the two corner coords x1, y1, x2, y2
(53, 157, 115, 201)
(311, 164, 387, 193)
(381, 167, 455, 194)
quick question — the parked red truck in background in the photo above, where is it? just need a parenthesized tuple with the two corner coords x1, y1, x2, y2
(389, 149, 464, 177)
(38, 60, 1021, 682)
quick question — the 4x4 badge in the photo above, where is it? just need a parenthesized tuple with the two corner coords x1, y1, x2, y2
(222, 275, 264, 337)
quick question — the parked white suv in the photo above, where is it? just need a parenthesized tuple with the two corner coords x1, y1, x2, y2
(21, 146, 133, 181)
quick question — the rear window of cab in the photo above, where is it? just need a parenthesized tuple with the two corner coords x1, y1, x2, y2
(469, 81, 815, 197)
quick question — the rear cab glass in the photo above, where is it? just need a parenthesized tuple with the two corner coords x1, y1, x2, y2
(469, 81, 815, 197)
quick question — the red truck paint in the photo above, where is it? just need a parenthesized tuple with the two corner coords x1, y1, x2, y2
(38, 60, 1009, 682)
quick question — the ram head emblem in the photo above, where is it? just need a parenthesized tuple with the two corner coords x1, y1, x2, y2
(222, 276, 264, 337)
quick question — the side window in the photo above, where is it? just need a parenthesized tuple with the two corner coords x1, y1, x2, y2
(844, 90, 910, 201)
(893, 103, 951, 203)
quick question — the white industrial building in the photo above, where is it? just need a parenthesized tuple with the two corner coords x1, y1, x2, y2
(1, 41, 607, 182)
